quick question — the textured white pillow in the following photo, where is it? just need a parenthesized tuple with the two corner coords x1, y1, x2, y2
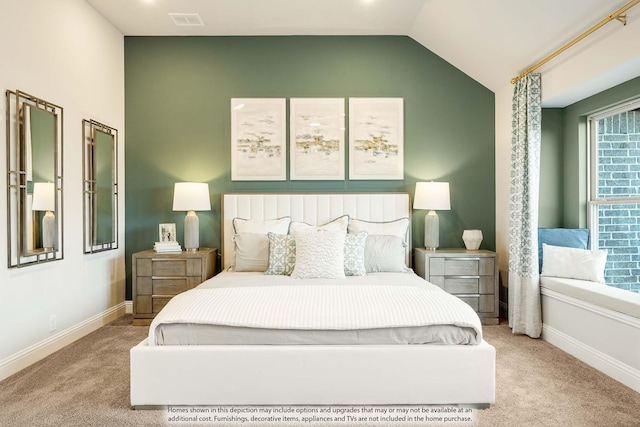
(232, 233, 269, 272)
(289, 215, 349, 234)
(291, 231, 346, 279)
(364, 235, 408, 273)
(264, 233, 296, 276)
(232, 216, 291, 234)
(343, 231, 368, 276)
(541, 243, 607, 283)
(348, 217, 409, 245)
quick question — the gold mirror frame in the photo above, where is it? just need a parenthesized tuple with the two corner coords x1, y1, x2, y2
(6, 90, 64, 267)
(82, 119, 118, 254)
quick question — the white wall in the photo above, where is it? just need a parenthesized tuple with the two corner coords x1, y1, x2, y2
(0, 0, 125, 380)
(495, 15, 640, 306)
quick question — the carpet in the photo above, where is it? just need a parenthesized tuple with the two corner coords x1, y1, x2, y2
(0, 317, 638, 426)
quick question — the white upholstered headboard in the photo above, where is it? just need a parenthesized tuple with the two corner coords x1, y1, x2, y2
(222, 193, 411, 270)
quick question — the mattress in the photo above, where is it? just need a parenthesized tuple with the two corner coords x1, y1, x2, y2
(150, 271, 483, 346)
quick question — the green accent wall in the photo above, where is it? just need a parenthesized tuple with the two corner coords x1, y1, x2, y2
(539, 108, 564, 227)
(124, 36, 495, 299)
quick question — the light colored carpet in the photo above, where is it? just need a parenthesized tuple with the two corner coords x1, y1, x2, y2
(0, 316, 638, 426)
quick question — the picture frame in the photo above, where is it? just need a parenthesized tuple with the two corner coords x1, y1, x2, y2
(348, 97, 404, 180)
(159, 223, 177, 242)
(290, 98, 345, 180)
(231, 98, 286, 181)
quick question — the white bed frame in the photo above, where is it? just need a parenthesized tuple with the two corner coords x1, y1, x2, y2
(130, 193, 496, 408)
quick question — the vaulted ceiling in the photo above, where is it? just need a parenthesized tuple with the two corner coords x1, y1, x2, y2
(85, 0, 640, 106)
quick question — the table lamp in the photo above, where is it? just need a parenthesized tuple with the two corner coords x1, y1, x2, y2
(172, 182, 211, 251)
(413, 181, 450, 250)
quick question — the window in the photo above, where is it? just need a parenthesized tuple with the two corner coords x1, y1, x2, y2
(588, 99, 640, 294)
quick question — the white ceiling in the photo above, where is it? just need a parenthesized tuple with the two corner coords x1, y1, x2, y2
(85, 0, 640, 104)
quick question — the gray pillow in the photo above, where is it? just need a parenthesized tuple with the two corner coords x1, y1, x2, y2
(364, 235, 408, 273)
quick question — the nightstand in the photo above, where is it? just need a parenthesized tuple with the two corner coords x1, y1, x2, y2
(414, 248, 499, 325)
(132, 248, 217, 326)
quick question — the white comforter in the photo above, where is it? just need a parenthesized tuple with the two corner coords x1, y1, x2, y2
(148, 272, 483, 345)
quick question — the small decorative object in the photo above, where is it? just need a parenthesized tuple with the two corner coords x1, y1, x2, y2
(413, 182, 451, 250)
(31, 182, 56, 251)
(172, 182, 211, 251)
(159, 223, 177, 242)
(463, 229, 483, 250)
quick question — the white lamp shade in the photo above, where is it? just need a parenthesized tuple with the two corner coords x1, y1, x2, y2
(413, 182, 451, 211)
(172, 182, 211, 212)
(31, 182, 56, 211)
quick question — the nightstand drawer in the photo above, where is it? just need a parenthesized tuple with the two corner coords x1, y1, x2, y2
(136, 258, 204, 277)
(458, 295, 495, 313)
(443, 278, 479, 294)
(443, 259, 479, 276)
(429, 276, 494, 294)
(152, 297, 172, 313)
(458, 296, 479, 311)
(152, 279, 188, 295)
(432, 257, 495, 276)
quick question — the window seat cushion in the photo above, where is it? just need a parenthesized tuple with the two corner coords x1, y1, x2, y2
(540, 276, 640, 319)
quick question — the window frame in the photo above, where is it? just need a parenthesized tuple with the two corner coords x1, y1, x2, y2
(587, 98, 640, 289)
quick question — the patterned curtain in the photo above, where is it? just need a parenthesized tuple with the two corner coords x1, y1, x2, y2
(508, 73, 542, 338)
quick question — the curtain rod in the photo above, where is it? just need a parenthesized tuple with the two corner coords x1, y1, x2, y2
(511, 0, 640, 84)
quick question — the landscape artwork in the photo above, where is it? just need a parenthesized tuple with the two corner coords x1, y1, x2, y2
(348, 98, 404, 180)
(231, 98, 286, 181)
(290, 98, 345, 180)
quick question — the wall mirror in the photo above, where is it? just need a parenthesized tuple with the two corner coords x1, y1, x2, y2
(6, 90, 63, 267)
(82, 119, 118, 253)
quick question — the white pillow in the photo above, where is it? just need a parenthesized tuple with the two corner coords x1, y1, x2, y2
(364, 235, 408, 273)
(232, 233, 269, 272)
(232, 216, 291, 234)
(291, 231, 346, 279)
(289, 215, 349, 234)
(541, 243, 607, 283)
(348, 217, 409, 245)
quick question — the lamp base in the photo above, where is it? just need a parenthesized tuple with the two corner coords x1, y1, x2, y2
(184, 211, 199, 251)
(424, 210, 440, 250)
(42, 211, 55, 251)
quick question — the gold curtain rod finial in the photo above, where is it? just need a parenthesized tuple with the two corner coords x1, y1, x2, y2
(614, 14, 627, 25)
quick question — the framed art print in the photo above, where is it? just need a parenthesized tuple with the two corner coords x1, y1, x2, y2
(159, 223, 176, 242)
(290, 98, 345, 180)
(231, 98, 286, 181)
(348, 97, 404, 180)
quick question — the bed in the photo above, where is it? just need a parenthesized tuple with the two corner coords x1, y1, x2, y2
(130, 193, 495, 408)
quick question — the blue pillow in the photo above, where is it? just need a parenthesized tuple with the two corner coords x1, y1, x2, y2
(538, 228, 590, 273)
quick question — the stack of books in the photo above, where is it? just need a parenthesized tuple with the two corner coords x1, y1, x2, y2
(153, 241, 182, 253)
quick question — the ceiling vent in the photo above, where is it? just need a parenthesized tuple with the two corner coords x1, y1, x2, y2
(168, 13, 205, 27)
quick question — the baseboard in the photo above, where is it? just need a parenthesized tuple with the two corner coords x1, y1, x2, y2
(126, 300, 133, 314)
(0, 302, 127, 382)
(542, 323, 640, 393)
